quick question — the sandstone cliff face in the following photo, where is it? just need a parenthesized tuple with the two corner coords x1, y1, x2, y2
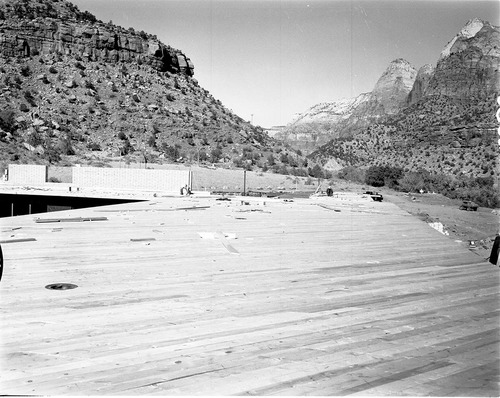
(273, 94, 370, 154)
(281, 18, 499, 159)
(281, 59, 416, 154)
(290, 94, 371, 125)
(0, 0, 194, 76)
(407, 19, 500, 103)
(307, 18, 499, 181)
(425, 20, 500, 99)
(371, 58, 417, 114)
(406, 64, 434, 106)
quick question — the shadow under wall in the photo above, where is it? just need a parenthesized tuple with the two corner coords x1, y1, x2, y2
(0, 194, 142, 218)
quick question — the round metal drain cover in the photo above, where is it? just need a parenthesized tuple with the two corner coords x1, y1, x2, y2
(45, 283, 78, 290)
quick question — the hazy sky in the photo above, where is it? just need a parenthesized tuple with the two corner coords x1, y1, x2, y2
(71, 0, 499, 127)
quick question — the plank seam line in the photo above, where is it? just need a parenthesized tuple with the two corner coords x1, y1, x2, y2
(121, 367, 227, 391)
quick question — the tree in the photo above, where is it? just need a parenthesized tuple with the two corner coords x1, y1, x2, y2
(308, 164, 324, 179)
(147, 134, 156, 148)
(267, 154, 276, 166)
(365, 165, 403, 188)
(211, 147, 223, 162)
(365, 166, 386, 187)
(398, 172, 425, 193)
(120, 138, 134, 155)
(337, 166, 365, 183)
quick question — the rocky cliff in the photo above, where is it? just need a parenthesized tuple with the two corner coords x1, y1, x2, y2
(406, 64, 435, 106)
(424, 19, 500, 100)
(279, 59, 417, 154)
(0, 0, 194, 76)
(308, 18, 499, 181)
(282, 18, 499, 160)
(371, 58, 417, 114)
(0, 0, 313, 176)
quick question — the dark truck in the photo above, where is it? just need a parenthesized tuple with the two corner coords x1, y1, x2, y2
(459, 201, 478, 211)
(365, 191, 383, 202)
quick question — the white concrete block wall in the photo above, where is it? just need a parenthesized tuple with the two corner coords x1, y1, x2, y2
(8, 164, 47, 185)
(72, 167, 191, 192)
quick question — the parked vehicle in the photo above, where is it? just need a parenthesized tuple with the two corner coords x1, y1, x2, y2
(365, 191, 383, 202)
(459, 201, 478, 211)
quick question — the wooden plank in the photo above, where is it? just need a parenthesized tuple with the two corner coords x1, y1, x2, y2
(0, 195, 497, 396)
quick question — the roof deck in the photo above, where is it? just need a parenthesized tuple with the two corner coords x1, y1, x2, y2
(0, 193, 498, 395)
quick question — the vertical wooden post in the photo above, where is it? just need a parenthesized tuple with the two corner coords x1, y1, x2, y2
(11, 202, 14, 217)
(243, 170, 247, 196)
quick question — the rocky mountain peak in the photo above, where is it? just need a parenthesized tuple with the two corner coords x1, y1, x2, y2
(439, 18, 485, 59)
(427, 18, 499, 99)
(371, 58, 417, 114)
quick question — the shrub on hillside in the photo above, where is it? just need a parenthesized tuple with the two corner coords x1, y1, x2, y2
(56, 137, 75, 156)
(84, 79, 96, 90)
(87, 141, 101, 151)
(20, 65, 31, 77)
(23, 90, 36, 106)
(26, 130, 43, 147)
(161, 143, 180, 161)
(211, 147, 223, 162)
(117, 131, 127, 140)
(0, 109, 16, 132)
(43, 144, 62, 164)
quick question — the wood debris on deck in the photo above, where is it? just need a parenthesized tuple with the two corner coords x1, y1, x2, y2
(0, 194, 498, 396)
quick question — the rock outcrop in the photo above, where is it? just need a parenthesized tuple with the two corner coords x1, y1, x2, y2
(408, 19, 500, 103)
(425, 19, 500, 99)
(0, 0, 313, 175)
(280, 59, 416, 154)
(290, 94, 372, 125)
(0, 0, 194, 76)
(371, 58, 417, 114)
(307, 18, 499, 181)
(406, 64, 435, 106)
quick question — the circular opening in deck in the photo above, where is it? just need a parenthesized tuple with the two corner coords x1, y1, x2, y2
(45, 283, 78, 290)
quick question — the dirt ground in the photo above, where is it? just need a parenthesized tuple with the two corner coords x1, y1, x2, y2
(380, 189, 499, 261)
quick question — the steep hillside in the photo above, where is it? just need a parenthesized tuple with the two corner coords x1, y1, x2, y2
(0, 0, 312, 176)
(310, 95, 497, 178)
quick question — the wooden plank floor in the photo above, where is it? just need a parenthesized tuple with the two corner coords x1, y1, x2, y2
(0, 194, 498, 396)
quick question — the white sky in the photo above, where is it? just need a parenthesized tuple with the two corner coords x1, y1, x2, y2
(71, 0, 499, 127)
